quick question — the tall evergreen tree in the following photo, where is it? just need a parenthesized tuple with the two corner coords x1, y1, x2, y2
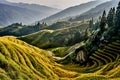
(99, 16, 102, 22)
(89, 18, 94, 28)
(100, 10, 107, 33)
(44, 22, 47, 26)
(107, 8, 115, 27)
(84, 27, 91, 41)
(115, 2, 120, 29)
(37, 22, 41, 26)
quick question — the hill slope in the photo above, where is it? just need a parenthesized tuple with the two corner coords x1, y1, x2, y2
(41, 0, 108, 24)
(0, 36, 58, 79)
(72, 0, 119, 21)
(19, 23, 89, 48)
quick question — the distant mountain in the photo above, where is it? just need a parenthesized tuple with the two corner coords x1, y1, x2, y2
(0, 0, 60, 26)
(41, 0, 109, 24)
(0, 3, 42, 26)
(71, 0, 119, 21)
(9, 3, 60, 15)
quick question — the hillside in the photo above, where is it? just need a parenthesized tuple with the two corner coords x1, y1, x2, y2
(41, 0, 108, 24)
(0, 1, 60, 26)
(19, 23, 89, 48)
(0, 36, 119, 80)
(71, 0, 119, 21)
(40, 21, 87, 30)
(43, 21, 71, 30)
(0, 36, 80, 80)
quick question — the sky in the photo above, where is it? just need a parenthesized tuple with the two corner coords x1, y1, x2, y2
(7, 0, 110, 9)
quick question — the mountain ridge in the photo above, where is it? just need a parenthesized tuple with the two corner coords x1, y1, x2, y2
(40, 0, 110, 24)
(0, 0, 60, 26)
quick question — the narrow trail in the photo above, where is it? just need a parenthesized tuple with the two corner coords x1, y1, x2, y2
(53, 42, 85, 61)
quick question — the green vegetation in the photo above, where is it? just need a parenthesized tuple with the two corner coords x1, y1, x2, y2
(107, 7, 115, 27)
(115, 2, 120, 29)
(20, 23, 88, 48)
(100, 10, 107, 33)
(44, 21, 71, 30)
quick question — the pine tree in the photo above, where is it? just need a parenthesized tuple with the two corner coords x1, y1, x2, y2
(44, 22, 47, 26)
(37, 22, 41, 26)
(100, 10, 107, 33)
(35, 22, 41, 30)
(99, 16, 102, 22)
(84, 27, 91, 41)
(89, 18, 94, 28)
(115, 2, 120, 29)
(107, 8, 115, 27)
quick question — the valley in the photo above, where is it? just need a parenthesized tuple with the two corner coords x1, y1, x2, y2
(0, 0, 120, 80)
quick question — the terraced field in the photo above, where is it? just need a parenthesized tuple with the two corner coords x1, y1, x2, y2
(60, 40, 120, 79)
(90, 41, 120, 67)
(0, 36, 79, 80)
